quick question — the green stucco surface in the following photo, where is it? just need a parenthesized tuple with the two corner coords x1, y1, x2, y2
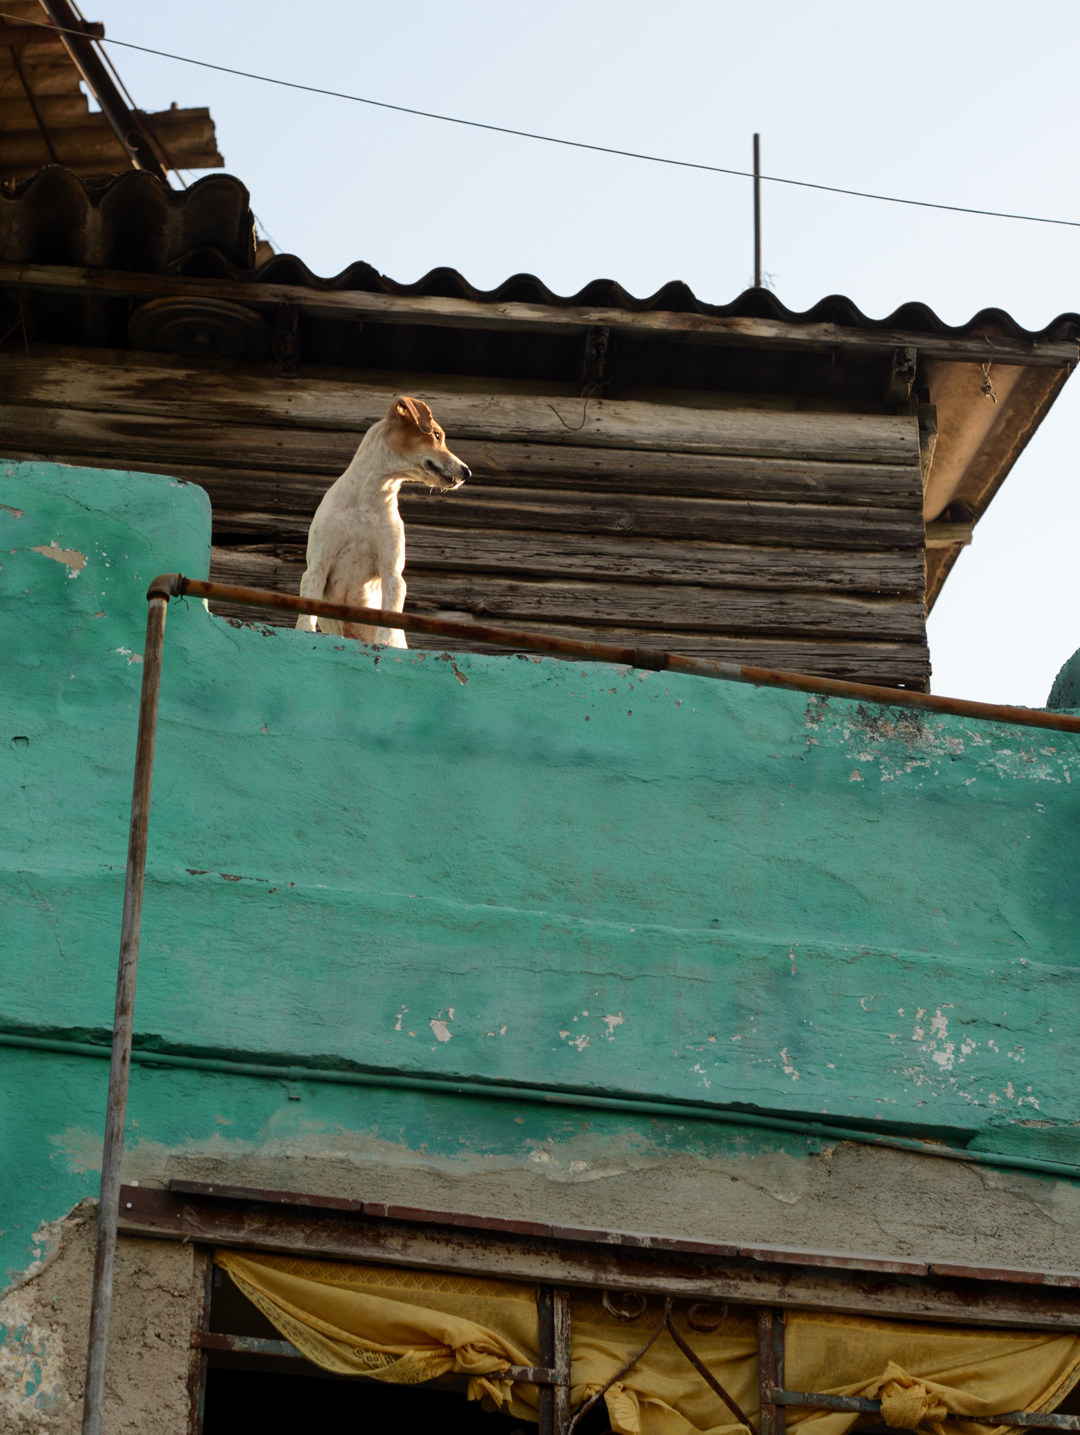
(3, 460, 1079, 1285)
(1049, 647, 1080, 711)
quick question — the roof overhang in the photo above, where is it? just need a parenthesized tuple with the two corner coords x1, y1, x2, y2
(1, 170, 1075, 614)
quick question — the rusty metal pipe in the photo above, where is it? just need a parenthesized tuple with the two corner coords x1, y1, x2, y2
(81, 589, 170, 1435)
(167, 574, 1080, 737)
(772, 1393, 1080, 1430)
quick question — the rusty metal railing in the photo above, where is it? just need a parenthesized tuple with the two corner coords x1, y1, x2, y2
(178, 575, 1080, 735)
(81, 573, 1080, 1435)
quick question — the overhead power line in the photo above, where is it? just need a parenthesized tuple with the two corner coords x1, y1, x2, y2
(8, 9, 1080, 232)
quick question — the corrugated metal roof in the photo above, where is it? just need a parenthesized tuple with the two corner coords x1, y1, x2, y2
(251, 255, 1080, 349)
(0, 166, 254, 268)
(0, 0, 222, 182)
(2, 166, 1077, 346)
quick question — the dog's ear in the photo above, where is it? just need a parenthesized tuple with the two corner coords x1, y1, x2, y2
(387, 396, 434, 434)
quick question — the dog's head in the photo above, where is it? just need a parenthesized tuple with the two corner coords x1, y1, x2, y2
(383, 396, 470, 490)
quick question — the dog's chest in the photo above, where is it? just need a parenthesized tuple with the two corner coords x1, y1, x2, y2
(319, 502, 403, 582)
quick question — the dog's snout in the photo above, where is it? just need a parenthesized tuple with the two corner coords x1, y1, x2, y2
(422, 451, 468, 489)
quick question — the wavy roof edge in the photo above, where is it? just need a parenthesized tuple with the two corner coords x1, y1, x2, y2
(4, 167, 1079, 345)
(0, 167, 256, 272)
(244, 253, 1080, 346)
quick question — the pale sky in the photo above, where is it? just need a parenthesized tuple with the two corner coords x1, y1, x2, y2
(100, 0, 1080, 707)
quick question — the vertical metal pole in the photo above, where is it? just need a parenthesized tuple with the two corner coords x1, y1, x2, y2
(773, 1308, 785, 1435)
(757, 1307, 778, 1435)
(753, 133, 762, 289)
(187, 1251, 214, 1435)
(539, 1285, 572, 1435)
(539, 1291, 556, 1435)
(539, 1285, 555, 1435)
(553, 1287, 571, 1435)
(81, 592, 170, 1435)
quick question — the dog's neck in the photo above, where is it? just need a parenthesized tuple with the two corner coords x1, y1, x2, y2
(339, 422, 419, 509)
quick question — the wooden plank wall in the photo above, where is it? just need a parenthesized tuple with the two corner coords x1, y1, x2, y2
(0, 351, 930, 686)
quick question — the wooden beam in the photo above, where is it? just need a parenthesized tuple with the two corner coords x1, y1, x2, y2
(0, 417, 925, 510)
(0, 404, 359, 477)
(365, 574, 926, 641)
(0, 23, 66, 47)
(883, 346, 917, 406)
(0, 92, 88, 125)
(393, 486, 923, 551)
(199, 444, 924, 509)
(0, 425, 923, 550)
(0, 120, 130, 168)
(455, 443, 923, 507)
(0, 22, 104, 47)
(209, 547, 925, 640)
(0, 58, 83, 95)
(925, 521, 973, 548)
(0, 357, 921, 461)
(1, 263, 1075, 365)
(212, 518, 926, 595)
(0, 447, 923, 521)
(203, 480, 924, 550)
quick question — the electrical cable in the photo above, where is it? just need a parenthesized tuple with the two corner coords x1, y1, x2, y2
(6, 9, 1080, 231)
(66, 0, 187, 187)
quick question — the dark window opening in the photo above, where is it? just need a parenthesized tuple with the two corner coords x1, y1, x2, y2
(201, 1262, 602, 1435)
(197, 1249, 1080, 1435)
(203, 1365, 535, 1435)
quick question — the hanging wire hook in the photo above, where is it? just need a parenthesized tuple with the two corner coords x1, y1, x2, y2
(548, 396, 591, 432)
(548, 373, 614, 432)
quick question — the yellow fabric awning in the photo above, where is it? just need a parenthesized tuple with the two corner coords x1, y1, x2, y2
(215, 1250, 1080, 1435)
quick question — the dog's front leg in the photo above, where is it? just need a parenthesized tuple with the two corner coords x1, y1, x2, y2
(295, 565, 328, 634)
(374, 572, 408, 648)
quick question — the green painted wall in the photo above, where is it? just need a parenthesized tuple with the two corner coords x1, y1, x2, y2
(3, 460, 1079, 1285)
(1050, 648, 1080, 711)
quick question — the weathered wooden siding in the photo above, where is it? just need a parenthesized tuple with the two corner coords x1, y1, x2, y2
(0, 350, 929, 684)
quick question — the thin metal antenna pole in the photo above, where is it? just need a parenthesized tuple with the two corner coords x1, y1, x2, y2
(81, 587, 171, 1435)
(753, 132, 762, 288)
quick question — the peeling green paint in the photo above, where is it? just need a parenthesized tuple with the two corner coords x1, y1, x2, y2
(3, 460, 1079, 1287)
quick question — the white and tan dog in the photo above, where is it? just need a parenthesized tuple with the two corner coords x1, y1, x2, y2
(295, 396, 469, 647)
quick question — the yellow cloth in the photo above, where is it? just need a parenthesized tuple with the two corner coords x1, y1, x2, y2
(568, 1290, 759, 1435)
(215, 1251, 1080, 1435)
(215, 1250, 538, 1414)
(787, 1314, 1080, 1435)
